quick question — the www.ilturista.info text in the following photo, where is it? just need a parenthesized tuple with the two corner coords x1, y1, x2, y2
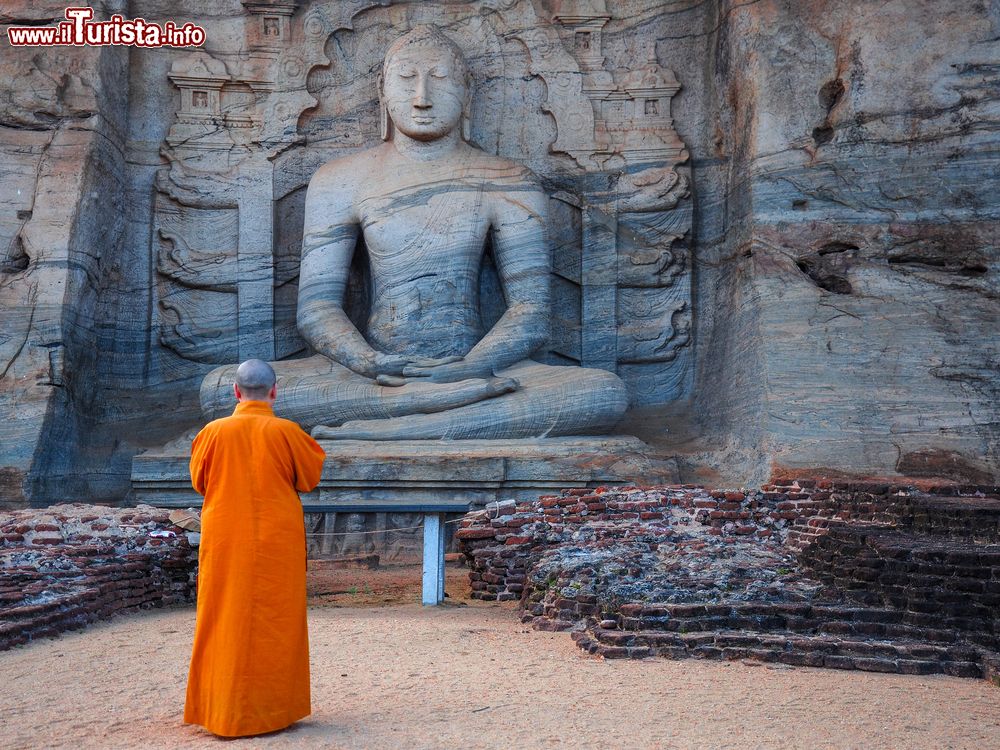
(7, 7, 206, 48)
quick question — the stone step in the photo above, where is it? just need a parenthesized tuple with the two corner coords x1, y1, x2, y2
(574, 628, 988, 678)
(904, 496, 1000, 543)
(617, 602, 980, 643)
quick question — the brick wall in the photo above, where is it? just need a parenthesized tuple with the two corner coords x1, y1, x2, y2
(0, 504, 199, 650)
(456, 480, 1000, 682)
(456, 483, 822, 601)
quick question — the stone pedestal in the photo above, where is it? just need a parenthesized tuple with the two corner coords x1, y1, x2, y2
(130, 436, 678, 510)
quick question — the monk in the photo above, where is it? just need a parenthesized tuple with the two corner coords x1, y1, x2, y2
(184, 359, 326, 738)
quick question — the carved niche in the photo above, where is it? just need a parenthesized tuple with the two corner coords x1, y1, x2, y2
(152, 1, 694, 407)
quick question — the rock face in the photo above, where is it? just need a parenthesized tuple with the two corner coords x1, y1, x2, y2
(0, 1, 997, 505)
(690, 1, 1000, 484)
(0, 1, 130, 505)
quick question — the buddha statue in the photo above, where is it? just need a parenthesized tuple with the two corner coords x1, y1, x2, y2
(200, 24, 628, 439)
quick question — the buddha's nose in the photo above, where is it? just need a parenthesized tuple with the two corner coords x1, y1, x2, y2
(413, 76, 431, 109)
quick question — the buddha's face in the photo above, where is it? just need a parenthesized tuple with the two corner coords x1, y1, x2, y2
(382, 43, 468, 142)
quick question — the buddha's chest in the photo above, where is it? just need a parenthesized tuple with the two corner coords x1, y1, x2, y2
(356, 180, 491, 269)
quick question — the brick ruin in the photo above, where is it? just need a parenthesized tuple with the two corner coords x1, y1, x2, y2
(457, 481, 1000, 684)
(3, 483, 999, 688)
(0, 504, 198, 650)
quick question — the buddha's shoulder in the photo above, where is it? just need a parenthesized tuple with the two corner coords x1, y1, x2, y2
(308, 145, 389, 190)
(464, 147, 539, 183)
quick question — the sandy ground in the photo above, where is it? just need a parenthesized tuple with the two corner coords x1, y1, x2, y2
(2, 565, 999, 750)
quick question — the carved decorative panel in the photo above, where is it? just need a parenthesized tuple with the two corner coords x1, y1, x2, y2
(153, 196, 240, 364)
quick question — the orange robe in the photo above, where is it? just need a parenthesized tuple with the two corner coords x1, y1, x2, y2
(184, 400, 326, 737)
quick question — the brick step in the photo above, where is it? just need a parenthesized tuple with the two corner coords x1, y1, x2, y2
(614, 603, 991, 646)
(0, 590, 97, 623)
(807, 548, 1000, 573)
(837, 584, 999, 612)
(574, 627, 988, 678)
(808, 523, 1000, 560)
(623, 615, 973, 645)
(904, 496, 1000, 543)
(798, 525, 1000, 621)
(617, 602, 887, 620)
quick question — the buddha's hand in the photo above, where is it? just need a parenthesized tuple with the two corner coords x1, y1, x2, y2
(364, 352, 412, 379)
(371, 355, 464, 387)
(400, 357, 496, 384)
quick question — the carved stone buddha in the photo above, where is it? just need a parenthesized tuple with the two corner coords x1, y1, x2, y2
(200, 24, 628, 439)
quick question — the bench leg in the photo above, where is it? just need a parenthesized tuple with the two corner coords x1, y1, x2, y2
(422, 513, 445, 605)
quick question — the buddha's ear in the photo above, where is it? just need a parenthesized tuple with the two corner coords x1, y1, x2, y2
(461, 74, 472, 142)
(377, 72, 393, 141)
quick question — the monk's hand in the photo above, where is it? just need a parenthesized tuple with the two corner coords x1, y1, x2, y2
(400, 358, 496, 384)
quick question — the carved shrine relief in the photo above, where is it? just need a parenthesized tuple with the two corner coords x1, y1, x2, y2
(154, 198, 240, 364)
(151, 1, 694, 407)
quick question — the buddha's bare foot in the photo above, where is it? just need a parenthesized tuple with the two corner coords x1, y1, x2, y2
(395, 376, 517, 413)
(312, 421, 401, 440)
(312, 410, 459, 440)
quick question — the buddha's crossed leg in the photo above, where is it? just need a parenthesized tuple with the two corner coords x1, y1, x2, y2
(310, 361, 628, 440)
(200, 355, 516, 430)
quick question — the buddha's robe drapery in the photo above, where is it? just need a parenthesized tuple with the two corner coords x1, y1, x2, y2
(184, 400, 326, 738)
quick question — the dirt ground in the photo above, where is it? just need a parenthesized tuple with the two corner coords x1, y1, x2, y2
(1, 563, 999, 750)
(306, 559, 473, 607)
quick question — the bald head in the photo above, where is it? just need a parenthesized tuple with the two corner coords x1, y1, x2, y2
(234, 359, 276, 402)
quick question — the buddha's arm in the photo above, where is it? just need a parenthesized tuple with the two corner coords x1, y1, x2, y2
(466, 186, 551, 370)
(297, 177, 386, 378)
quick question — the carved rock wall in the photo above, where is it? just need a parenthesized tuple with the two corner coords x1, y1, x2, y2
(0, 0, 996, 505)
(0, 2, 130, 506)
(690, 0, 1000, 484)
